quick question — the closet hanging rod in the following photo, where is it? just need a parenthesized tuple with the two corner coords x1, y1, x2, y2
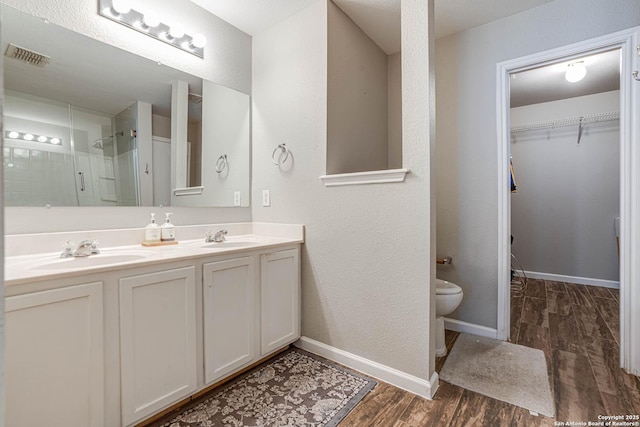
(510, 111, 619, 133)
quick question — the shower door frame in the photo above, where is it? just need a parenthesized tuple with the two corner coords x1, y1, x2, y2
(495, 27, 640, 375)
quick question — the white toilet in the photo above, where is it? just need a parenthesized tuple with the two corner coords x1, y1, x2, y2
(435, 279, 464, 357)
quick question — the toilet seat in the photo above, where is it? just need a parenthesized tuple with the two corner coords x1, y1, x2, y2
(436, 280, 462, 295)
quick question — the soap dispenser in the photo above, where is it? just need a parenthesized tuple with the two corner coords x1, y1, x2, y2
(161, 213, 175, 242)
(145, 213, 161, 243)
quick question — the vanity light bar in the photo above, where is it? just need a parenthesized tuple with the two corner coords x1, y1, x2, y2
(98, 0, 205, 58)
(5, 130, 62, 145)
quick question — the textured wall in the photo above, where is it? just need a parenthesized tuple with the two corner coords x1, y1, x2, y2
(435, 0, 640, 328)
(2, 0, 252, 233)
(252, 0, 435, 379)
(327, 0, 388, 174)
(387, 52, 402, 170)
(511, 92, 620, 281)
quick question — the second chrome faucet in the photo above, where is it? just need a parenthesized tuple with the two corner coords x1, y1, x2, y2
(205, 229, 228, 243)
(61, 239, 100, 258)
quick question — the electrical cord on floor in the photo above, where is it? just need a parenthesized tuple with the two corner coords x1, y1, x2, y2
(510, 253, 528, 297)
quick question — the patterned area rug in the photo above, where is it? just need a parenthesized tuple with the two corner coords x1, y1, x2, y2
(157, 348, 376, 427)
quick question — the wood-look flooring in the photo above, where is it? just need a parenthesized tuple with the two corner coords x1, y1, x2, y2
(339, 280, 640, 426)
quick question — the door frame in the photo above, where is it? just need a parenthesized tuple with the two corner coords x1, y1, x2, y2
(496, 27, 640, 375)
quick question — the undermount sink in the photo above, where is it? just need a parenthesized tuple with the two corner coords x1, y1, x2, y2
(9, 250, 154, 271)
(184, 237, 262, 249)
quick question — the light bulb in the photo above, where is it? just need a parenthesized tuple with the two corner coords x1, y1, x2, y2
(8, 131, 19, 139)
(111, 0, 131, 14)
(191, 33, 207, 49)
(565, 62, 587, 83)
(37, 135, 48, 142)
(50, 138, 61, 145)
(142, 12, 160, 28)
(23, 133, 34, 141)
(168, 24, 184, 39)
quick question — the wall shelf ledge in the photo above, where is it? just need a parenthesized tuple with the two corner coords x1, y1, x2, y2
(319, 169, 409, 187)
(173, 186, 204, 196)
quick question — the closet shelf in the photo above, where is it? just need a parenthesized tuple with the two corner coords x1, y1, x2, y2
(510, 111, 619, 133)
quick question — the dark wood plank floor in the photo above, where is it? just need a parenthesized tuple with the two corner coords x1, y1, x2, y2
(340, 280, 640, 426)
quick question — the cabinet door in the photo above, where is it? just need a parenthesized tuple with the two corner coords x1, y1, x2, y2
(119, 266, 197, 426)
(5, 282, 104, 427)
(203, 256, 257, 384)
(261, 248, 301, 355)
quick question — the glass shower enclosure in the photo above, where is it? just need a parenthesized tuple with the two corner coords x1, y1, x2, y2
(3, 91, 140, 206)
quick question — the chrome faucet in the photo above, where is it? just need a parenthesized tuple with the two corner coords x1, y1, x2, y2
(205, 229, 227, 243)
(61, 239, 100, 258)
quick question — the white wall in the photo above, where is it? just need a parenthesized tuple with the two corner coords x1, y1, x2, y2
(252, 0, 435, 380)
(435, 0, 640, 328)
(326, 0, 388, 174)
(511, 91, 620, 282)
(3, 0, 252, 233)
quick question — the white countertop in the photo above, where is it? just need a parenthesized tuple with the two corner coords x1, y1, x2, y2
(4, 223, 304, 286)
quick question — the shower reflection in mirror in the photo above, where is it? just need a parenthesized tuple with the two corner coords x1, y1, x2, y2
(3, 91, 139, 206)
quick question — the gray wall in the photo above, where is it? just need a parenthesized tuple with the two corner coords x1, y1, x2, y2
(511, 92, 620, 282)
(435, 0, 640, 328)
(327, 0, 388, 174)
(388, 52, 402, 169)
(252, 0, 436, 379)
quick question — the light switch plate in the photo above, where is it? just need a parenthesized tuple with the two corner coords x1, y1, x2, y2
(262, 189, 271, 207)
(234, 191, 241, 206)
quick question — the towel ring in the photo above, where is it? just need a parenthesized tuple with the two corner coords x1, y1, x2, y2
(215, 155, 228, 173)
(271, 144, 290, 166)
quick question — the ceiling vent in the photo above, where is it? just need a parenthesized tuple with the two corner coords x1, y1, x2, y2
(4, 43, 50, 67)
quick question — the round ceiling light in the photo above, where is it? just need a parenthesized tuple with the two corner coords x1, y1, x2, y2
(565, 61, 587, 83)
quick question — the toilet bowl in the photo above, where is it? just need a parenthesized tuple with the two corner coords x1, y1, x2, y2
(435, 279, 463, 357)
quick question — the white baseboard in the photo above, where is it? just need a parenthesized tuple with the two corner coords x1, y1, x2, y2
(519, 271, 619, 289)
(443, 318, 498, 339)
(294, 336, 439, 399)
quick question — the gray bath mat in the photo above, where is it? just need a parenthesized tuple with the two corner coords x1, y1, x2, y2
(440, 333, 554, 417)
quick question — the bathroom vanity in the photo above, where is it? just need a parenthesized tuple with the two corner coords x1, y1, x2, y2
(4, 223, 303, 427)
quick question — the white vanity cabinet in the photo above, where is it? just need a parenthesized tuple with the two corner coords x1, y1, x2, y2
(119, 266, 198, 426)
(5, 281, 105, 427)
(5, 228, 303, 427)
(203, 256, 258, 384)
(260, 248, 301, 355)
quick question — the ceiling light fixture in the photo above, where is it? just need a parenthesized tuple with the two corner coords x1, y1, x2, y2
(97, 0, 205, 58)
(5, 130, 63, 145)
(565, 61, 587, 83)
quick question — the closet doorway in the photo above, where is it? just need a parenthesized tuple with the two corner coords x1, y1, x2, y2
(495, 28, 640, 375)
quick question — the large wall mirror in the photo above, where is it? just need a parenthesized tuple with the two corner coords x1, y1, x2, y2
(1, 4, 250, 208)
